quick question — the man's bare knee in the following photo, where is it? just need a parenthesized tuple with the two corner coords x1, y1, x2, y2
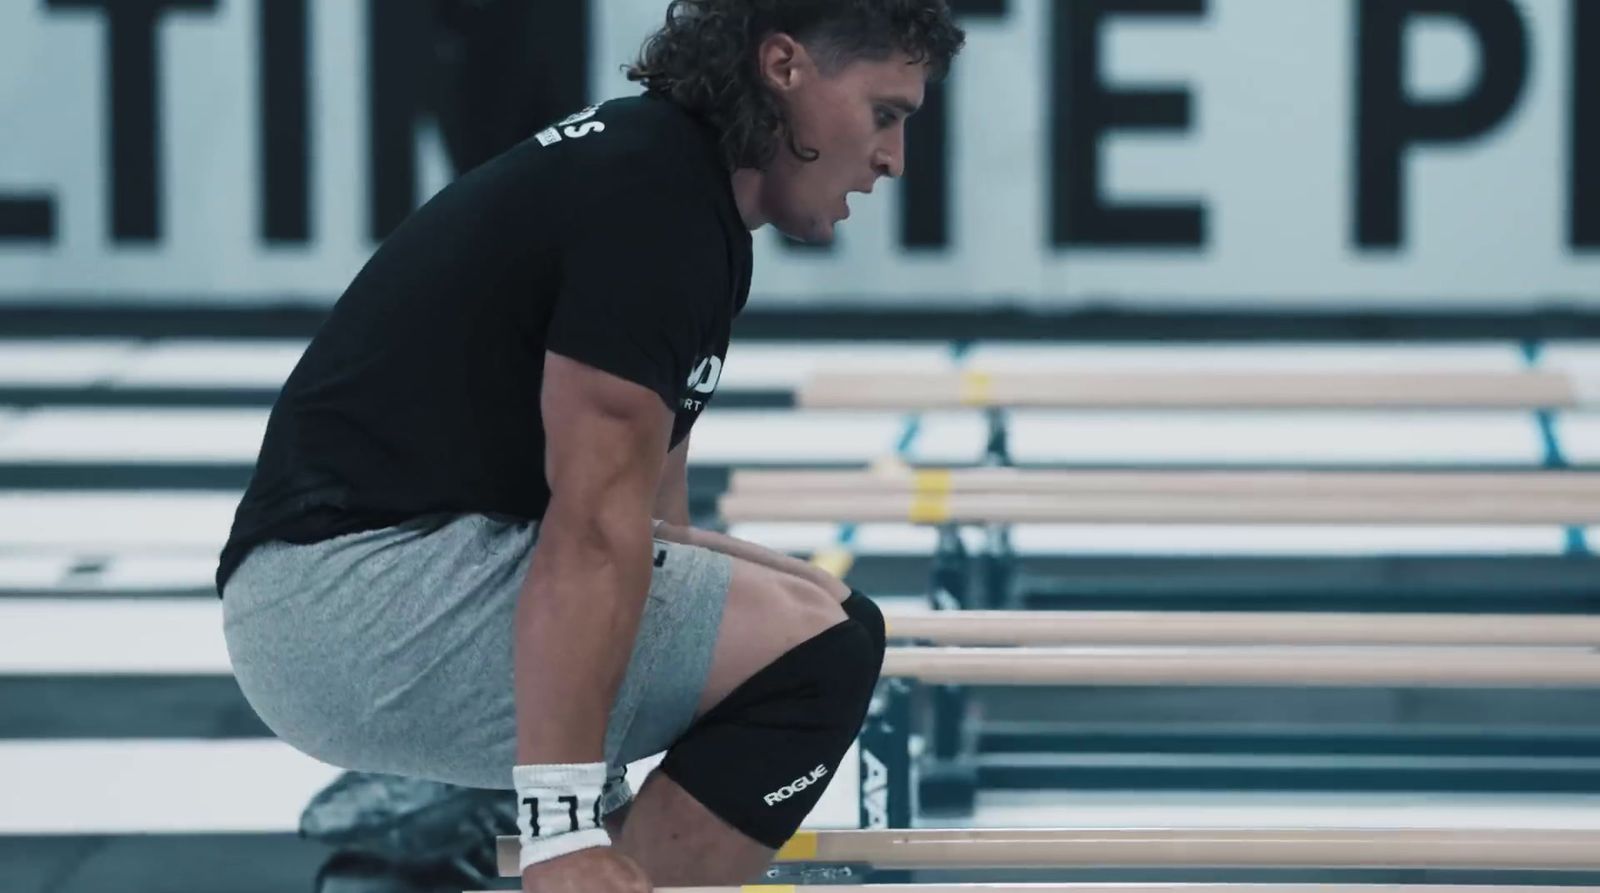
(612, 575, 879, 884)
(780, 573, 849, 636)
(696, 562, 845, 718)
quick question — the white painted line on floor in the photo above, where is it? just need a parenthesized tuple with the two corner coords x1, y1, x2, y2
(0, 598, 229, 674)
(1009, 411, 1546, 465)
(0, 492, 238, 549)
(964, 343, 1528, 373)
(0, 340, 139, 386)
(0, 740, 856, 833)
(111, 340, 308, 388)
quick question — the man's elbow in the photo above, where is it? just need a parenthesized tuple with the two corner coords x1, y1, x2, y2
(542, 494, 656, 559)
(652, 492, 691, 528)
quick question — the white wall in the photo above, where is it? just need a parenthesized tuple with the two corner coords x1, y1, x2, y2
(1, 0, 1594, 309)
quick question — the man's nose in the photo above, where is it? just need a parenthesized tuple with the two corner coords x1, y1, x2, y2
(873, 133, 905, 179)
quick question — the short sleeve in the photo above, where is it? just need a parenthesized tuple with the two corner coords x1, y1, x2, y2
(545, 165, 724, 411)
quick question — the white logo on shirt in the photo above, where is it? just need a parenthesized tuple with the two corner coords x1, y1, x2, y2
(535, 105, 606, 147)
(687, 356, 722, 394)
(679, 355, 722, 412)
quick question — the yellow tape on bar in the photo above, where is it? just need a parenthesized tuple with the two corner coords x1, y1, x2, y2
(909, 469, 952, 523)
(775, 831, 818, 861)
(959, 370, 994, 406)
(913, 470, 953, 496)
(810, 547, 856, 579)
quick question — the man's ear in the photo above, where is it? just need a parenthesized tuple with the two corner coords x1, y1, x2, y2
(757, 32, 806, 91)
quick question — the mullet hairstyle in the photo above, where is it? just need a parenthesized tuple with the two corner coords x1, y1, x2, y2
(625, 0, 965, 170)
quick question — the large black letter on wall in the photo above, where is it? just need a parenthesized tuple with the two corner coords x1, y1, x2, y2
(432, 0, 589, 177)
(260, 0, 309, 243)
(1573, 0, 1599, 249)
(0, 195, 54, 243)
(47, 0, 217, 243)
(367, 0, 429, 242)
(1051, 0, 1206, 249)
(1355, 0, 1529, 249)
(899, 0, 1008, 250)
(368, 0, 590, 241)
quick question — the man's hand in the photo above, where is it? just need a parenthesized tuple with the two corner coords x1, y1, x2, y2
(523, 847, 651, 893)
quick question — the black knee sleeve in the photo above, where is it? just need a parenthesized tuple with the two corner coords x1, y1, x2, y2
(658, 614, 881, 849)
(842, 590, 886, 704)
(843, 590, 885, 656)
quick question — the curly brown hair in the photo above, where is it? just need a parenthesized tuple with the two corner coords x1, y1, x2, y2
(625, 0, 965, 171)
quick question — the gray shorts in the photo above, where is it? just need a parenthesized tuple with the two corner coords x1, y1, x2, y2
(221, 513, 731, 807)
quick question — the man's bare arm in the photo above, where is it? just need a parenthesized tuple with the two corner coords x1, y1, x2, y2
(515, 351, 672, 765)
(650, 435, 691, 527)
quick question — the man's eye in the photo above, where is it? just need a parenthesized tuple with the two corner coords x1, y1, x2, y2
(876, 109, 896, 128)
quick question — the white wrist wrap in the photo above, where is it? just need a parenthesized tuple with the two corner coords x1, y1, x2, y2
(513, 762, 608, 872)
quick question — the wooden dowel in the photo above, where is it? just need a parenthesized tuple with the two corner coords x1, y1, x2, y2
(718, 491, 1600, 525)
(798, 370, 1584, 410)
(657, 887, 1600, 893)
(494, 826, 1600, 877)
(884, 611, 1600, 647)
(783, 826, 1600, 869)
(727, 469, 1600, 498)
(880, 645, 1600, 687)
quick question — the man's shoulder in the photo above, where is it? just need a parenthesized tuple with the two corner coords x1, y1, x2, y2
(553, 95, 722, 191)
(590, 93, 708, 145)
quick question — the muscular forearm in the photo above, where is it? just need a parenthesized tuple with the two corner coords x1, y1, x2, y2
(513, 508, 654, 764)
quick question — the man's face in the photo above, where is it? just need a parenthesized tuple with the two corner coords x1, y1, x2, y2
(760, 44, 928, 244)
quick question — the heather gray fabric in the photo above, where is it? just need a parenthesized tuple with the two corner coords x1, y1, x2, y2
(223, 513, 730, 807)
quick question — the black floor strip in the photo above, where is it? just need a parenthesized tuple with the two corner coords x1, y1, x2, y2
(0, 588, 218, 599)
(0, 460, 737, 493)
(1017, 555, 1600, 613)
(0, 465, 255, 490)
(4, 555, 1599, 609)
(0, 676, 269, 739)
(8, 304, 1600, 340)
(973, 754, 1600, 793)
(980, 685, 1600, 727)
(0, 388, 286, 408)
(0, 387, 792, 410)
(0, 833, 339, 893)
(905, 867, 1600, 887)
(979, 721, 1600, 757)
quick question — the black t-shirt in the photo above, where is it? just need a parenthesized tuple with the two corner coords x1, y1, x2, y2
(216, 94, 752, 593)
